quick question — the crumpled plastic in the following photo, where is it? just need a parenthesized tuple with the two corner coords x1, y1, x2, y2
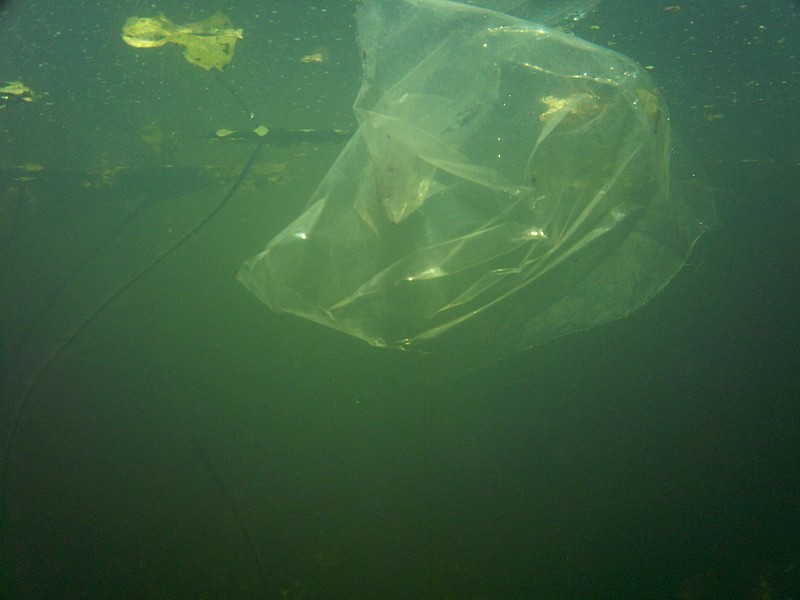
(238, 0, 714, 365)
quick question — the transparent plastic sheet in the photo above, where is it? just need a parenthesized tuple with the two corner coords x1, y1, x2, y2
(238, 0, 714, 366)
(466, 0, 602, 22)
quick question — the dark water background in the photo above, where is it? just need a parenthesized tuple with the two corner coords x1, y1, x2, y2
(1, 0, 798, 598)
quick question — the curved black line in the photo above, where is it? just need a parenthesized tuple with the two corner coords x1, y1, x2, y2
(0, 139, 266, 597)
(9, 191, 164, 359)
(192, 438, 269, 593)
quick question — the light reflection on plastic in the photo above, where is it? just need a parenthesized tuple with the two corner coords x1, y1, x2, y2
(526, 228, 546, 239)
(405, 266, 445, 282)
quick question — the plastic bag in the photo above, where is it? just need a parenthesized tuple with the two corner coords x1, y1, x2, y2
(238, 0, 714, 365)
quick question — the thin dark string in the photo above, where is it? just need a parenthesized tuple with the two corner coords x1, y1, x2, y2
(0, 138, 266, 596)
(192, 438, 269, 593)
(9, 190, 163, 358)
